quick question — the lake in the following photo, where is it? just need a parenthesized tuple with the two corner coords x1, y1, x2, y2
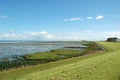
(0, 41, 84, 62)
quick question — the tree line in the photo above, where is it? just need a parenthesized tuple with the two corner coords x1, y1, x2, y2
(106, 37, 119, 42)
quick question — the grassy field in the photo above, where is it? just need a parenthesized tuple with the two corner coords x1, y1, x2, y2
(0, 42, 120, 80)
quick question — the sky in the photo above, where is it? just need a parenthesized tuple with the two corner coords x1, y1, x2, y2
(0, 0, 120, 41)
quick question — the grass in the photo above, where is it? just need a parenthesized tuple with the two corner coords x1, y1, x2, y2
(23, 42, 99, 60)
(0, 42, 120, 80)
(24, 50, 82, 60)
(0, 52, 102, 80)
(0, 42, 98, 71)
(24, 51, 60, 60)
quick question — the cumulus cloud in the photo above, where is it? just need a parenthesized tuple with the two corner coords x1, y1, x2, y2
(23, 31, 55, 40)
(87, 17, 93, 20)
(55, 32, 83, 40)
(64, 17, 83, 21)
(0, 31, 55, 40)
(96, 15, 104, 20)
(0, 16, 7, 19)
(0, 30, 119, 41)
(102, 32, 120, 37)
(58, 31, 120, 41)
(0, 33, 18, 40)
(64, 15, 105, 21)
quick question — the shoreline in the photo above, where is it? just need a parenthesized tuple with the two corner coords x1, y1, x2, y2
(0, 42, 102, 71)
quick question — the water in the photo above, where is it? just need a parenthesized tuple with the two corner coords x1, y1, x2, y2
(0, 41, 83, 62)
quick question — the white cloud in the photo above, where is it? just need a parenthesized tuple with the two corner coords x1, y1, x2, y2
(96, 15, 104, 20)
(64, 15, 105, 21)
(55, 32, 83, 40)
(1, 30, 120, 41)
(22, 31, 55, 40)
(64, 17, 83, 21)
(83, 30, 93, 33)
(102, 32, 120, 37)
(0, 33, 18, 40)
(58, 31, 120, 41)
(9, 30, 15, 33)
(0, 16, 7, 19)
(87, 17, 93, 20)
(0, 31, 55, 40)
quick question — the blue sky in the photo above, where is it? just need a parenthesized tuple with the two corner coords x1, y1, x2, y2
(0, 0, 120, 40)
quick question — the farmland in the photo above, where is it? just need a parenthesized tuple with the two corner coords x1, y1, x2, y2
(0, 42, 120, 80)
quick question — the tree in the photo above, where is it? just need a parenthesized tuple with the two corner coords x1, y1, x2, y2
(106, 37, 118, 42)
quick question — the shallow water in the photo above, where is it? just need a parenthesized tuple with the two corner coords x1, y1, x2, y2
(0, 41, 83, 62)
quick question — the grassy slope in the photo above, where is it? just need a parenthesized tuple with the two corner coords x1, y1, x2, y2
(0, 42, 120, 80)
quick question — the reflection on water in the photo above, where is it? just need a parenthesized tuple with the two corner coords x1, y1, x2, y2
(0, 41, 83, 62)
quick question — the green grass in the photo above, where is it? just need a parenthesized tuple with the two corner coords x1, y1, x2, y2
(0, 52, 102, 80)
(23, 42, 99, 61)
(0, 42, 120, 80)
(52, 49, 82, 57)
(24, 51, 60, 60)
(0, 42, 97, 71)
(24, 50, 82, 60)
